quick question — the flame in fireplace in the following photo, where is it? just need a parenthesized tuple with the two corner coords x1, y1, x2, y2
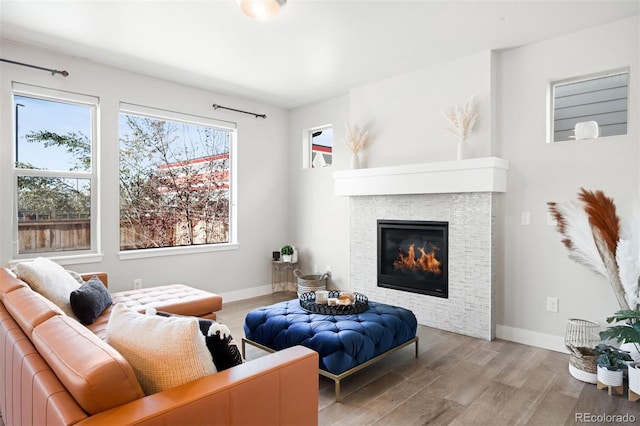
(393, 244, 442, 274)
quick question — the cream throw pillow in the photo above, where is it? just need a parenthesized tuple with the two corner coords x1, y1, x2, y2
(14, 257, 80, 317)
(106, 304, 217, 395)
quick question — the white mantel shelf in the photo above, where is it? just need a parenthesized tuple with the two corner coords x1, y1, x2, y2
(333, 157, 509, 197)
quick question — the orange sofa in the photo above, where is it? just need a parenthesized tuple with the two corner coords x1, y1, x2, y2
(0, 268, 319, 425)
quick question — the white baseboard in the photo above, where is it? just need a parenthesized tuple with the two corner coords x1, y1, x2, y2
(219, 284, 272, 303)
(496, 324, 567, 353)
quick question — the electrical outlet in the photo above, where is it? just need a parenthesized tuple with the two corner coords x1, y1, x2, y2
(325, 265, 331, 274)
(521, 211, 531, 226)
(546, 297, 558, 313)
(133, 279, 143, 290)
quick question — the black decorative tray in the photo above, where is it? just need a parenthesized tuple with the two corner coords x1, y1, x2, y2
(299, 291, 369, 315)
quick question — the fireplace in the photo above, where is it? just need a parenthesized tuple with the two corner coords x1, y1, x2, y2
(377, 220, 448, 298)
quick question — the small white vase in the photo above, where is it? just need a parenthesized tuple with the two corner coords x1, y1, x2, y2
(596, 366, 624, 395)
(350, 152, 360, 169)
(456, 139, 468, 160)
(597, 365, 623, 387)
(281, 254, 292, 263)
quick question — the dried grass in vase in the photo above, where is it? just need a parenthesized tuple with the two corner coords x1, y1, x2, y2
(443, 96, 478, 142)
(344, 124, 369, 154)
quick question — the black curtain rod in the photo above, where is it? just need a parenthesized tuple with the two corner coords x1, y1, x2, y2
(212, 103, 266, 119)
(0, 58, 69, 77)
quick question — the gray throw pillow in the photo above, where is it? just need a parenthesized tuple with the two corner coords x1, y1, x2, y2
(70, 276, 112, 325)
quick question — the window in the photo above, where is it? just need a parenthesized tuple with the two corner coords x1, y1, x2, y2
(550, 69, 629, 142)
(13, 84, 98, 257)
(119, 103, 235, 252)
(310, 125, 333, 168)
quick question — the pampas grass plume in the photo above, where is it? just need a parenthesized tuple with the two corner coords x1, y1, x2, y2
(344, 124, 369, 154)
(443, 96, 478, 141)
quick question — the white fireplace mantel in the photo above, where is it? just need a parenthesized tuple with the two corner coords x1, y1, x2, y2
(333, 157, 509, 197)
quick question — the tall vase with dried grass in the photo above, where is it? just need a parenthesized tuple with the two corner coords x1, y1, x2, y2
(344, 124, 369, 169)
(548, 188, 638, 311)
(443, 96, 478, 160)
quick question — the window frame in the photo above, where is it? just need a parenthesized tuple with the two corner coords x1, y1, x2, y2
(118, 102, 238, 260)
(11, 83, 101, 264)
(548, 68, 629, 143)
(303, 123, 333, 169)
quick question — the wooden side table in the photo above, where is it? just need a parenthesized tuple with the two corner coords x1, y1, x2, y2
(272, 261, 298, 293)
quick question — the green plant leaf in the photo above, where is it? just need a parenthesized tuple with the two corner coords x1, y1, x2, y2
(605, 309, 640, 324)
(594, 343, 632, 370)
(600, 325, 640, 344)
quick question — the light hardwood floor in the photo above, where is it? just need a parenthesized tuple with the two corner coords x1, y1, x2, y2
(218, 293, 640, 426)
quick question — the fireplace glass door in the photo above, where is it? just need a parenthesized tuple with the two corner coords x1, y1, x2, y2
(377, 220, 448, 298)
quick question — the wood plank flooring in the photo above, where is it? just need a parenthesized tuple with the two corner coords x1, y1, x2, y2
(218, 293, 640, 426)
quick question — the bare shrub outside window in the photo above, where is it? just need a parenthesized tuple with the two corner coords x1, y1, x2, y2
(119, 110, 232, 250)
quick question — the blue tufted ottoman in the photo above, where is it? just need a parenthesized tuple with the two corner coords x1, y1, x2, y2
(243, 299, 418, 400)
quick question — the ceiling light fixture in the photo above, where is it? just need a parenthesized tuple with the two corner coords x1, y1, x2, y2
(236, 0, 286, 20)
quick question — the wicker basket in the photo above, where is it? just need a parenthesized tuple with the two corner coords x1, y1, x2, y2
(568, 344, 598, 374)
(565, 318, 600, 380)
(565, 318, 601, 350)
(294, 269, 328, 297)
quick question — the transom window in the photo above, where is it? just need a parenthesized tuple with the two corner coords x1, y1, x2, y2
(12, 83, 98, 257)
(119, 103, 235, 252)
(550, 69, 629, 142)
(309, 125, 333, 168)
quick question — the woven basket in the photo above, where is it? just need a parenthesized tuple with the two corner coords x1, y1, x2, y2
(565, 318, 600, 377)
(294, 269, 328, 297)
(568, 344, 598, 374)
(565, 318, 601, 350)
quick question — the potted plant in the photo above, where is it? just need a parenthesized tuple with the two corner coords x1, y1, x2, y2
(600, 309, 640, 400)
(280, 245, 294, 262)
(594, 343, 632, 395)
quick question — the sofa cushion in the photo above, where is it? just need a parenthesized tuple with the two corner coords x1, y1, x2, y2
(2, 286, 64, 338)
(106, 304, 217, 395)
(31, 315, 144, 415)
(14, 257, 80, 317)
(110, 284, 222, 318)
(70, 276, 112, 325)
(0, 268, 28, 299)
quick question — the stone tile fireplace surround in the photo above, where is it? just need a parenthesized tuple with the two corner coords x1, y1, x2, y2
(333, 157, 508, 340)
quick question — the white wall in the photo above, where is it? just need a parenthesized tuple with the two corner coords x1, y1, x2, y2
(350, 50, 495, 167)
(289, 16, 639, 351)
(497, 16, 639, 347)
(287, 95, 350, 289)
(287, 52, 494, 293)
(0, 40, 290, 299)
(289, 51, 495, 294)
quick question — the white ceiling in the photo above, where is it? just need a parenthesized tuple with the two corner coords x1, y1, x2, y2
(1, 0, 638, 109)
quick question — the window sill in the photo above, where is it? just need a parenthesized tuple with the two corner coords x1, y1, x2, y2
(118, 243, 239, 260)
(9, 253, 104, 268)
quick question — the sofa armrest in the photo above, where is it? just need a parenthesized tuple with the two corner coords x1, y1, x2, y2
(74, 345, 319, 426)
(80, 272, 108, 287)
